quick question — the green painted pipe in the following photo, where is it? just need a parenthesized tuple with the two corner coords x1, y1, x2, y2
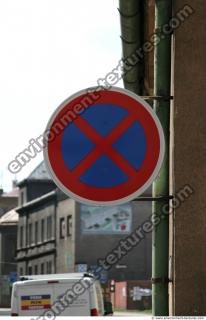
(119, 0, 144, 94)
(119, 0, 172, 314)
(152, 0, 172, 316)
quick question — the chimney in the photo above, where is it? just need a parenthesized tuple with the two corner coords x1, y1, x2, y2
(12, 180, 18, 189)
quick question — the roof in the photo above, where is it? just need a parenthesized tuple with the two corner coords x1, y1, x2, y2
(0, 208, 18, 225)
(28, 161, 51, 180)
(20, 273, 94, 281)
(17, 161, 53, 187)
(16, 190, 57, 213)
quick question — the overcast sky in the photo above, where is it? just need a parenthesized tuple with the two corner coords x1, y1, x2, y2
(0, 0, 123, 191)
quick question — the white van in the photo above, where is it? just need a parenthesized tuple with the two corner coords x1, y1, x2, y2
(11, 273, 109, 317)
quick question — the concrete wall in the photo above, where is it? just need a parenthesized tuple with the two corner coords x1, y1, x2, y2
(172, 0, 206, 315)
(56, 197, 75, 273)
(75, 201, 152, 281)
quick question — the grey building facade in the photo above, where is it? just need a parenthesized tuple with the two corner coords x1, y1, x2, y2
(16, 162, 56, 275)
(17, 188, 152, 281)
(75, 201, 152, 281)
(16, 161, 152, 282)
(0, 187, 19, 307)
(55, 194, 75, 273)
(16, 190, 76, 276)
(16, 191, 56, 276)
(0, 211, 18, 276)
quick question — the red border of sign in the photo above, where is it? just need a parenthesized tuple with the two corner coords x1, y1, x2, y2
(45, 88, 162, 204)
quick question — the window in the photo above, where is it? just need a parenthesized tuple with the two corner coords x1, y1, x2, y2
(47, 216, 52, 240)
(28, 266, 32, 275)
(41, 263, 44, 274)
(67, 215, 72, 237)
(28, 223, 33, 246)
(41, 219, 45, 242)
(34, 221, 38, 244)
(60, 217, 65, 239)
(19, 267, 24, 276)
(34, 265, 38, 275)
(19, 226, 24, 248)
(46, 261, 52, 274)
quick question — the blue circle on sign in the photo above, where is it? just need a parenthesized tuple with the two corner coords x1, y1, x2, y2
(61, 103, 146, 188)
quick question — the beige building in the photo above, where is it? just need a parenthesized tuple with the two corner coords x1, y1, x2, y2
(0, 187, 19, 307)
(0, 185, 18, 218)
(171, 0, 206, 316)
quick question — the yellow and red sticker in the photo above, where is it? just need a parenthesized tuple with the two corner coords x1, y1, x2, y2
(21, 295, 51, 310)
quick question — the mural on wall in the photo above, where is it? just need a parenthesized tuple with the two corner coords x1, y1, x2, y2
(80, 204, 132, 234)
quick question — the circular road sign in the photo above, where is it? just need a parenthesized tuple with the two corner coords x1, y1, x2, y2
(44, 87, 165, 206)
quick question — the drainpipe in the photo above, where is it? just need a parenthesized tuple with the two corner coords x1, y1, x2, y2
(152, 0, 172, 316)
(54, 190, 58, 273)
(119, 0, 144, 95)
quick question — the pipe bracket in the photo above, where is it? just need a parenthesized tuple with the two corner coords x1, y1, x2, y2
(143, 95, 173, 101)
(132, 196, 174, 202)
(118, 8, 141, 19)
(151, 277, 172, 284)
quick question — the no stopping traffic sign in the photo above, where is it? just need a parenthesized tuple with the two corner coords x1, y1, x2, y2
(44, 87, 165, 206)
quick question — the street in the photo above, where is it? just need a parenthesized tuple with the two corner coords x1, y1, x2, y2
(114, 310, 152, 317)
(0, 308, 152, 317)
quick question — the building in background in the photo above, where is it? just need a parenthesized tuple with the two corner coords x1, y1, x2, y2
(55, 193, 75, 273)
(75, 200, 152, 281)
(0, 209, 18, 276)
(16, 190, 57, 276)
(17, 162, 56, 207)
(0, 209, 18, 307)
(16, 161, 152, 283)
(0, 183, 18, 218)
(16, 189, 76, 276)
(0, 186, 19, 307)
(16, 162, 56, 275)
